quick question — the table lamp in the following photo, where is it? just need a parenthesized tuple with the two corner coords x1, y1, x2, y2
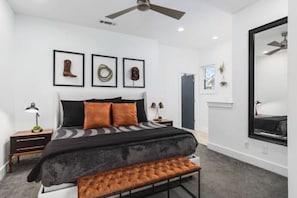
(255, 100, 262, 116)
(25, 102, 42, 132)
(151, 102, 164, 120)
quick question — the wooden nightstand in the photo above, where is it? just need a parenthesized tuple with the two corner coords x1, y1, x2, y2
(153, 119, 173, 127)
(8, 129, 53, 173)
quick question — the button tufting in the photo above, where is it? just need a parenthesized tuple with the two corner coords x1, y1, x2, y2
(78, 156, 200, 198)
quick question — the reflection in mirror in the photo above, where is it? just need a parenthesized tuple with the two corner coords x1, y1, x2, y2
(249, 17, 287, 146)
(200, 65, 216, 94)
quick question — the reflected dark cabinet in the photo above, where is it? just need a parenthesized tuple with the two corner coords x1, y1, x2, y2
(248, 17, 288, 146)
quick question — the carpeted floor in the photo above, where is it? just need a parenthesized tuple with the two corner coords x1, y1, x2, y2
(0, 145, 288, 198)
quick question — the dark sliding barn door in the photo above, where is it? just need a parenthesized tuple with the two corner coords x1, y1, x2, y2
(181, 74, 195, 130)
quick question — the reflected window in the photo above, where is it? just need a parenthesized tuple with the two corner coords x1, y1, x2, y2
(202, 65, 215, 91)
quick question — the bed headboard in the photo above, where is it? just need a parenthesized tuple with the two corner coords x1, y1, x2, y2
(53, 91, 148, 129)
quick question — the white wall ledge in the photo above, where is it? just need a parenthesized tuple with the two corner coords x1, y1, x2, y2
(207, 101, 234, 108)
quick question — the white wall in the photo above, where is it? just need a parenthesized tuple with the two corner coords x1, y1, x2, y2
(255, 52, 287, 115)
(288, 0, 297, 196)
(158, 42, 232, 132)
(208, 0, 288, 176)
(13, 16, 206, 131)
(158, 45, 199, 128)
(0, 0, 15, 179)
(197, 41, 232, 132)
(13, 15, 163, 130)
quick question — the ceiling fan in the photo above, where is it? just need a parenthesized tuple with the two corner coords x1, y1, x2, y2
(106, 0, 185, 20)
(265, 32, 288, 55)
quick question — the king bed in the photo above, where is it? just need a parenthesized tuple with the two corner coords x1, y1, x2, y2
(28, 91, 199, 198)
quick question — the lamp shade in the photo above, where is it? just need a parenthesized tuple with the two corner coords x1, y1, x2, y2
(150, 102, 156, 108)
(25, 102, 39, 113)
(158, 102, 164, 109)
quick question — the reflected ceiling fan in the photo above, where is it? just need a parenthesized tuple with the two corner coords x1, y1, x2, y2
(106, 0, 185, 20)
(265, 32, 288, 55)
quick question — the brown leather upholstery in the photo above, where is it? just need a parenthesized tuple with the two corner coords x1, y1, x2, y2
(112, 103, 138, 127)
(83, 102, 112, 129)
(78, 156, 201, 198)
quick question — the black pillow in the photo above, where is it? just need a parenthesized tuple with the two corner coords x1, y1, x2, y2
(61, 97, 122, 127)
(86, 97, 122, 103)
(61, 100, 84, 127)
(117, 99, 148, 122)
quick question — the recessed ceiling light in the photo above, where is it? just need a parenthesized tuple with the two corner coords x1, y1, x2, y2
(178, 27, 184, 32)
(212, 36, 219, 40)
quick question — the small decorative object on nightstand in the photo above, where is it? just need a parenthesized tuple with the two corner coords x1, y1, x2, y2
(153, 119, 173, 127)
(8, 129, 53, 173)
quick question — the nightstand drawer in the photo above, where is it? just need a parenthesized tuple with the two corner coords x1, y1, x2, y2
(9, 129, 53, 173)
(162, 122, 173, 127)
(10, 134, 51, 154)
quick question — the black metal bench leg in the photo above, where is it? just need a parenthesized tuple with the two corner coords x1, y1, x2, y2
(198, 171, 200, 198)
(167, 179, 170, 198)
(129, 190, 131, 198)
(179, 176, 182, 185)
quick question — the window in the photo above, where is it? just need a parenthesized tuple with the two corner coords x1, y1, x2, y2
(200, 65, 216, 94)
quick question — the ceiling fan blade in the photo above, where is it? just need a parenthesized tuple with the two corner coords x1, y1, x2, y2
(150, 4, 185, 20)
(267, 41, 283, 47)
(106, 6, 137, 19)
(265, 48, 282, 55)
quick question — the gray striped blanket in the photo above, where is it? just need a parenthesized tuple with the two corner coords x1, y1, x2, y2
(52, 121, 166, 140)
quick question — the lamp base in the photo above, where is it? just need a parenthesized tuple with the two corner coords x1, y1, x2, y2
(31, 129, 43, 133)
(31, 125, 43, 133)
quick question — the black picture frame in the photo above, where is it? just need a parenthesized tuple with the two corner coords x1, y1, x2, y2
(53, 50, 85, 87)
(91, 54, 118, 88)
(123, 58, 145, 88)
(248, 17, 287, 146)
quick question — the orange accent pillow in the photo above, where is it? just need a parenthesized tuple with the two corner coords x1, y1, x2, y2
(112, 103, 138, 127)
(83, 102, 112, 129)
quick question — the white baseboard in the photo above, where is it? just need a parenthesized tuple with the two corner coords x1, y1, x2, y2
(208, 142, 288, 177)
(0, 161, 8, 181)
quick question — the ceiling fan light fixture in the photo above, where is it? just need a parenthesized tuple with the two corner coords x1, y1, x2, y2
(137, 0, 150, 11)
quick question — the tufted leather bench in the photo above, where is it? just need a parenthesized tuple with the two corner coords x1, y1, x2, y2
(78, 156, 201, 198)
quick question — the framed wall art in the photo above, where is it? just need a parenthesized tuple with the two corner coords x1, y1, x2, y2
(92, 54, 118, 87)
(53, 50, 85, 87)
(123, 58, 145, 88)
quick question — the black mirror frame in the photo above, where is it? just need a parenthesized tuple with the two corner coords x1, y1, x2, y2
(248, 17, 288, 146)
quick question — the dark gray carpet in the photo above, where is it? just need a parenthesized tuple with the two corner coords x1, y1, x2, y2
(0, 145, 288, 198)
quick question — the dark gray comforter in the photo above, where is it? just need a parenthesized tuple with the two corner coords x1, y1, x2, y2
(28, 124, 198, 187)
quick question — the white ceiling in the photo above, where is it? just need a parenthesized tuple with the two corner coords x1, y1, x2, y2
(8, 0, 260, 49)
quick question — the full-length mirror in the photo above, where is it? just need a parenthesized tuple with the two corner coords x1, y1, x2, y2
(249, 17, 288, 146)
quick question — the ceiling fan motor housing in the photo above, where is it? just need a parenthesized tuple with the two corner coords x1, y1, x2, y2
(137, 0, 150, 11)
